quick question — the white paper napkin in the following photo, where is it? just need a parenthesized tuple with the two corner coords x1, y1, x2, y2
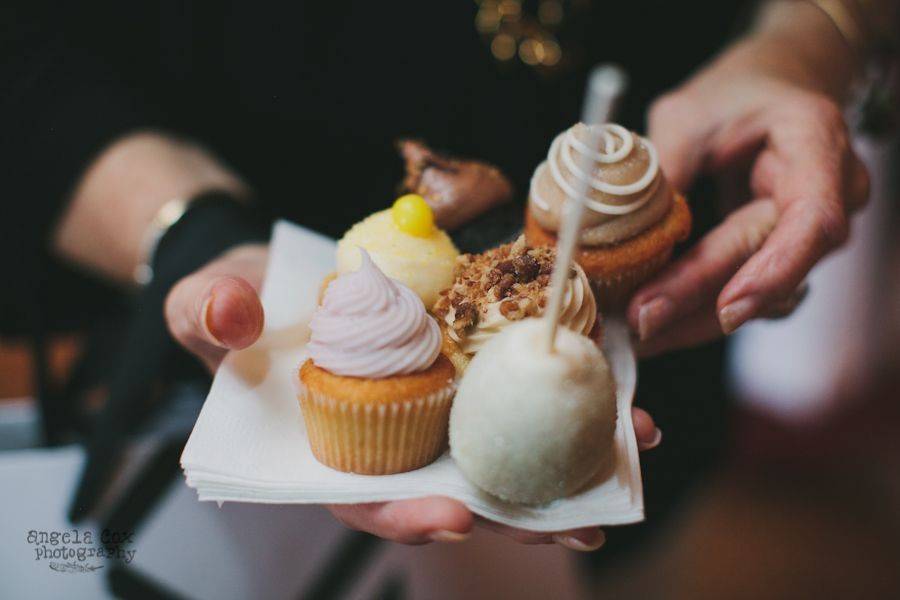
(181, 220, 644, 531)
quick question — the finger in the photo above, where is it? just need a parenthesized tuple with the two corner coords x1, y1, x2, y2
(711, 97, 852, 333)
(763, 281, 809, 318)
(476, 518, 606, 551)
(632, 407, 662, 451)
(203, 276, 265, 348)
(637, 278, 809, 358)
(628, 199, 778, 340)
(648, 92, 713, 192)
(166, 273, 264, 371)
(717, 194, 847, 333)
(475, 518, 553, 544)
(551, 529, 606, 551)
(636, 303, 723, 358)
(328, 497, 473, 545)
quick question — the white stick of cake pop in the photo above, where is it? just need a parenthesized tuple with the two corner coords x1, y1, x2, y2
(584, 64, 628, 127)
(544, 64, 626, 352)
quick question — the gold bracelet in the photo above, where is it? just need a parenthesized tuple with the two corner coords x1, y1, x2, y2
(133, 197, 192, 285)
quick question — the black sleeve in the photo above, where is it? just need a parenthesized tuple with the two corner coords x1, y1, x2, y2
(2, 4, 162, 326)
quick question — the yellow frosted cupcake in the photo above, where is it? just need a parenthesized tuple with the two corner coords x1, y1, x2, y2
(298, 249, 455, 475)
(336, 195, 459, 308)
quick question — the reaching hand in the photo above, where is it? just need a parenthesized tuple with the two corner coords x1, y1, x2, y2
(629, 31, 869, 357)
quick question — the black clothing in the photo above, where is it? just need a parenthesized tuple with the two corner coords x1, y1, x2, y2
(5, 0, 747, 562)
(6, 1, 747, 298)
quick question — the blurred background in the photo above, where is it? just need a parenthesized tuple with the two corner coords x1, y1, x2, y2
(2, 1, 900, 598)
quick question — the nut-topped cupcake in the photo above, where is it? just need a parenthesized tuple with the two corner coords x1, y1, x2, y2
(525, 123, 691, 308)
(298, 250, 455, 475)
(432, 236, 597, 372)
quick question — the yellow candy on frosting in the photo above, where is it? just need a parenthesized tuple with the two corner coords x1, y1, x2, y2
(336, 205, 458, 308)
(391, 194, 435, 237)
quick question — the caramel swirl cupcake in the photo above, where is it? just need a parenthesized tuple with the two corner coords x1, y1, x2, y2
(297, 250, 455, 475)
(525, 123, 691, 309)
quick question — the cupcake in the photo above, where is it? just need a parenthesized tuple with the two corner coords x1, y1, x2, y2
(525, 123, 691, 309)
(337, 195, 459, 308)
(432, 236, 597, 373)
(297, 250, 456, 475)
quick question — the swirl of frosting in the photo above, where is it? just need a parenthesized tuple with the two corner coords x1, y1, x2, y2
(308, 249, 441, 378)
(528, 123, 674, 245)
(446, 263, 596, 355)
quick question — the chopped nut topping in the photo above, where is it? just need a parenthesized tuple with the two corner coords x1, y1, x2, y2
(495, 273, 515, 299)
(499, 300, 520, 319)
(433, 236, 560, 335)
(482, 268, 501, 290)
(452, 302, 478, 334)
(496, 260, 515, 275)
(513, 254, 540, 282)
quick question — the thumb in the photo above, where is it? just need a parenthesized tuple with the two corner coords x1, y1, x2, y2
(166, 272, 264, 371)
(647, 92, 712, 192)
(200, 276, 265, 349)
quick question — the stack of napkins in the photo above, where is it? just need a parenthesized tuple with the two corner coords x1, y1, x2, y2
(181, 221, 644, 531)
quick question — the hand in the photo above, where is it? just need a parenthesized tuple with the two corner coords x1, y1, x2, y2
(165, 244, 662, 550)
(628, 18, 869, 357)
(165, 243, 267, 372)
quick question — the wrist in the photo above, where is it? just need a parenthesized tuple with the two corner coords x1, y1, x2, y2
(53, 132, 251, 285)
(747, 1, 858, 99)
(150, 191, 271, 293)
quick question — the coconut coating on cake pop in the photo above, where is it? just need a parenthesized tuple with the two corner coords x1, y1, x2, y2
(449, 318, 617, 505)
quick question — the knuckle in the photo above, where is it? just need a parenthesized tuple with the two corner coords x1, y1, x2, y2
(723, 205, 775, 253)
(813, 203, 849, 248)
(331, 514, 360, 534)
(796, 93, 843, 127)
(787, 93, 849, 149)
(648, 91, 689, 128)
(747, 252, 804, 302)
(648, 93, 673, 120)
(732, 221, 769, 259)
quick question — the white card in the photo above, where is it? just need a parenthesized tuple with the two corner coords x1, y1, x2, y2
(181, 220, 644, 531)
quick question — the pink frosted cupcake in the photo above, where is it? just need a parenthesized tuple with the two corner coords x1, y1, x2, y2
(297, 250, 456, 475)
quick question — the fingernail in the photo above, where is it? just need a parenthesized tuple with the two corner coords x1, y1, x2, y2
(640, 428, 663, 451)
(638, 296, 674, 340)
(552, 530, 605, 552)
(719, 297, 758, 334)
(429, 530, 469, 543)
(200, 295, 225, 346)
